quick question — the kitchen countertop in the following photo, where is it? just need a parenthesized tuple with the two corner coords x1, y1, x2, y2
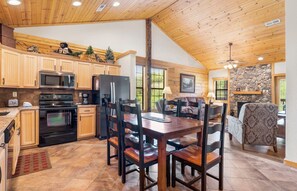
(0, 106, 39, 134)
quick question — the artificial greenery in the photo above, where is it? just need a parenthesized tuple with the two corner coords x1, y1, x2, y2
(105, 46, 114, 61)
(86, 46, 94, 55)
(71, 51, 83, 57)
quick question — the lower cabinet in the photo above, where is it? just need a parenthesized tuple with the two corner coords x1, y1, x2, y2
(20, 110, 39, 148)
(77, 107, 96, 139)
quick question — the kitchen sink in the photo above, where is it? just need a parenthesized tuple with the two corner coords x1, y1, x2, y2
(0, 111, 10, 116)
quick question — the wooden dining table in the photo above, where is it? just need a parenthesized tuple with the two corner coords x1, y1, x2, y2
(125, 112, 204, 191)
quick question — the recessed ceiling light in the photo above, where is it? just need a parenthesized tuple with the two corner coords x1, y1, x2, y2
(72, 0, 82, 7)
(258, 56, 264, 61)
(113, 1, 120, 7)
(7, 0, 21, 5)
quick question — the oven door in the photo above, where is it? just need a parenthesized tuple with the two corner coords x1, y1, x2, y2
(39, 107, 77, 146)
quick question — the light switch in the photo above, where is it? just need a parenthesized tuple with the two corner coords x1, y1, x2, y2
(13, 92, 17, 97)
(79, 92, 82, 97)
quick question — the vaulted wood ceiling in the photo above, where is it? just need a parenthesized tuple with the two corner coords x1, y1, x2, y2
(153, 0, 285, 70)
(0, 0, 285, 70)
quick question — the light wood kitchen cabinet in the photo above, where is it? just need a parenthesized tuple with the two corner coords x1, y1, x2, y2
(22, 54, 38, 88)
(39, 56, 57, 72)
(20, 110, 39, 148)
(76, 62, 92, 90)
(0, 49, 20, 87)
(77, 107, 96, 139)
(9, 113, 21, 175)
(59, 59, 75, 73)
(107, 66, 120, 75)
(93, 64, 106, 75)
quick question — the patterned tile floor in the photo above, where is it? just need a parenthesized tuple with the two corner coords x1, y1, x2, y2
(8, 135, 296, 191)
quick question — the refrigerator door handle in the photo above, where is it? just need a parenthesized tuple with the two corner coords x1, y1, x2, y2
(110, 82, 114, 103)
(113, 82, 116, 103)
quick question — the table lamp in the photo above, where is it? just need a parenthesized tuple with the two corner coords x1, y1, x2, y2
(162, 86, 172, 96)
(207, 92, 215, 104)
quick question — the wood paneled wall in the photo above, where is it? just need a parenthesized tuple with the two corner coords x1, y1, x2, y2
(136, 57, 208, 100)
(14, 32, 121, 60)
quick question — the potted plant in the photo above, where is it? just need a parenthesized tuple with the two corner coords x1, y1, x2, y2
(105, 46, 115, 64)
(84, 45, 96, 61)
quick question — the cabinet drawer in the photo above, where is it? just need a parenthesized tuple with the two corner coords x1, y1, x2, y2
(78, 107, 96, 114)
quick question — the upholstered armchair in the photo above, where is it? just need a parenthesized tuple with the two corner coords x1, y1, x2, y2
(227, 103, 278, 152)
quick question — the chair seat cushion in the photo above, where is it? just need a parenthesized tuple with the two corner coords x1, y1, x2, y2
(168, 136, 198, 148)
(172, 145, 220, 166)
(108, 137, 119, 147)
(124, 144, 169, 164)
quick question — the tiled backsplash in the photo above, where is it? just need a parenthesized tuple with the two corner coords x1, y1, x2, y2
(0, 88, 92, 107)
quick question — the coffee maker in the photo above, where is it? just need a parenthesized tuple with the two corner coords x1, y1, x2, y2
(82, 93, 89, 105)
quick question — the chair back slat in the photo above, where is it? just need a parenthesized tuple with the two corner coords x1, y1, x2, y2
(188, 101, 199, 107)
(122, 121, 139, 132)
(208, 124, 222, 134)
(207, 141, 221, 153)
(121, 104, 138, 114)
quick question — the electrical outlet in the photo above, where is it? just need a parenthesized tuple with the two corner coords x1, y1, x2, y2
(12, 92, 17, 98)
(79, 92, 82, 97)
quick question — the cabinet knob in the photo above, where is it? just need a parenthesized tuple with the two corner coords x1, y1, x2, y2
(60, 65, 62, 71)
(77, 82, 78, 88)
(2, 78, 5, 85)
(35, 80, 37, 86)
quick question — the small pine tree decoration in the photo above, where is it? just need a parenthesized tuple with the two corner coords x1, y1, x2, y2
(105, 46, 114, 62)
(86, 46, 94, 55)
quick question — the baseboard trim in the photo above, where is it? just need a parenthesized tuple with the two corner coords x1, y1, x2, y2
(284, 159, 297, 168)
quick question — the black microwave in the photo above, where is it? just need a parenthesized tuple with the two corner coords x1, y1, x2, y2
(40, 72, 75, 89)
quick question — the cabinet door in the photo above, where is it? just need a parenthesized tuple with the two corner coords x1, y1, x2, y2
(76, 62, 92, 90)
(22, 55, 38, 88)
(77, 113, 96, 139)
(12, 127, 20, 175)
(93, 64, 106, 75)
(20, 110, 37, 147)
(107, 66, 120, 75)
(59, 59, 74, 73)
(40, 57, 57, 72)
(0, 49, 20, 87)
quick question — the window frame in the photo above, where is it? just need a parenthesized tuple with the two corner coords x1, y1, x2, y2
(136, 65, 145, 109)
(151, 67, 166, 110)
(213, 78, 228, 102)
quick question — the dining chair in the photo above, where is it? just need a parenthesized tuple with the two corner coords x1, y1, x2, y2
(167, 100, 203, 175)
(162, 99, 179, 115)
(171, 103, 227, 191)
(104, 99, 122, 176)
(118, 101, 170, 190)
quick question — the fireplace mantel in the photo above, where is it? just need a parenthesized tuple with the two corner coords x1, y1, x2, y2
(233, 91, 262, 95)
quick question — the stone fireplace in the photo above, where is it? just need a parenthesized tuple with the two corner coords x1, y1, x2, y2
(229, 64, 272, 116)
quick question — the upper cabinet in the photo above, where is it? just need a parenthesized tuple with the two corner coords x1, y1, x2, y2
(93, 64, 106, 76)
(39, 57, 57, 72)
(21, 55, 38, 88)
(0, 49, 20, 87)
(0, 46, 121, 89)
(59, 59, 74, 73)
(107, 66, 120, 75)
(76, 62, 92, 90)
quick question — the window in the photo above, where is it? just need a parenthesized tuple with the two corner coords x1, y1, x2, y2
(136, 65, 144, 109)
(214, 79, 228, 101)
(151, 67, 165, 110)
(275, 76, 286, 111)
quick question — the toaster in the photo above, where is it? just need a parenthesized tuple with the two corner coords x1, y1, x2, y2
(8, 99, 19, 107)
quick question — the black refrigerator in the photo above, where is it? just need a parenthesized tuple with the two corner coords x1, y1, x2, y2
(92, 75, 130, 139)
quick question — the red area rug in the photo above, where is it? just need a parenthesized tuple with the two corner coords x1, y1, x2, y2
(8, 151, 52, 178)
